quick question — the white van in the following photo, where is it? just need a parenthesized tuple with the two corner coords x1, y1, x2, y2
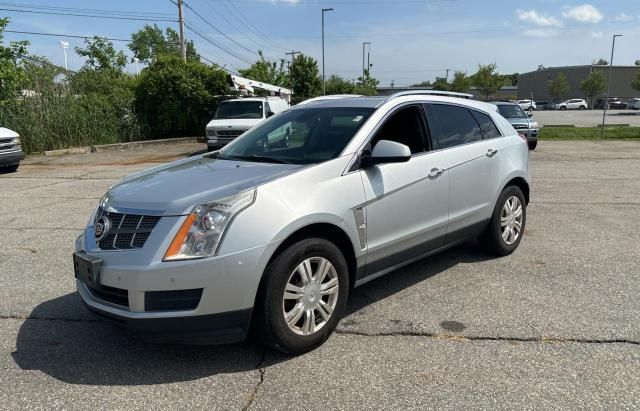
(206, 97, 289, 151)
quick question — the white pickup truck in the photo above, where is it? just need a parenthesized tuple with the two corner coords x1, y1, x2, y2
(0, 127, 24, 172)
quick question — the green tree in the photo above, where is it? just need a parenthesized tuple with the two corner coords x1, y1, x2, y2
(353, 69, 379, 96)
(325, 74, 355, 95)
(450, 71, 471, 93)
(239, 51, 288, 89)
(547, 73, 570, 103)
(0, 18, 29, 104)
(75, 36, 127, 71)
(509, 73, 519, 86)
(431, 76, 449, 91)
(580, 70, 606, 108)
(593, 58, 608, 66)
(473, 63, 502, 101)
(289, 54, 321, 98)
(129, 24, 198, 64)
(411, 81, 431, 87)
(134, 56, 228, 137)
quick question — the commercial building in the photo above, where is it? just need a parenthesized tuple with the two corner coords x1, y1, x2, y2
(517, 65, 640, 102)
(377, 86, 517, 100)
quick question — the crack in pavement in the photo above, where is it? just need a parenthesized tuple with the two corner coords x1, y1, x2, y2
(0, 315, 99, 323)
(242, 349, 267, 411)
(335, 329, 640, 346)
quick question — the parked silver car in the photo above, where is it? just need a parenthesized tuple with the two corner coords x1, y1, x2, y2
(74, 92, 531, 353)
(492, 102, 540, 150)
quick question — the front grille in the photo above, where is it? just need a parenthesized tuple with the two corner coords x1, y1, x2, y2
(0, 138, 19, 153)
(513, 124, 529, 130)
(216, 129, 244, 137)
(88, 284, 129, 308)
(96, 209, 160, 250)
(145, 289, 203, 312)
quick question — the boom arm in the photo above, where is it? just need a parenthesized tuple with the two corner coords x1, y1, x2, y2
(227, 75, 293, 103)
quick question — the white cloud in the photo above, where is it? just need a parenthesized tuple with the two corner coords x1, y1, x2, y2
(516, 9, 563, 27)
(614, 13, 634, 22)
(523, 28, 562, 38)
(590, 31, 604, 38)
(562, 4, 603, 23)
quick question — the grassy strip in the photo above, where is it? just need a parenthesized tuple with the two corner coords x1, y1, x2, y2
(540, 127, 640, 140)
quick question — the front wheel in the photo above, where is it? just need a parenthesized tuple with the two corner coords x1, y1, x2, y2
(252, 238, 349, 354)
(479, 185, 526, 256)
(528, 141, 537, 150)
(560, 106, 566, 111)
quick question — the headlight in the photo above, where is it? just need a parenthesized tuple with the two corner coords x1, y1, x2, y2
(530, 121, 539, 128)
(164, 189, 256, 261)
(12, 137, 20, 144)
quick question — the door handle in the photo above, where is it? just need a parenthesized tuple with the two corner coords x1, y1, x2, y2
(486, 148, 498, 158)
(428, 167, 444, 178)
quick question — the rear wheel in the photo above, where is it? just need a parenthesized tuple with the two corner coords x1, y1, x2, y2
(252, 238, 349, 354)
(579, 106, 586, 110)
(479, 185, 526, 256)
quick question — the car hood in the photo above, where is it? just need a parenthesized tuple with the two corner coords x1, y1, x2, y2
(0, 127, 19, 138)
(206, 118, 261, 130)
(105, 155, 305, 215)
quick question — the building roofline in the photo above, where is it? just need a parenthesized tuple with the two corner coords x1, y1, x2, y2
(521, 65, 640, 75)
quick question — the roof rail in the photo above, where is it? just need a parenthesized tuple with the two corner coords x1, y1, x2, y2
(384, 90, 474, 103)
(295, 94, 363, 106)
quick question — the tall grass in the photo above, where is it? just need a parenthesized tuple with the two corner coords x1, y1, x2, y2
(0, 90, 142, 154)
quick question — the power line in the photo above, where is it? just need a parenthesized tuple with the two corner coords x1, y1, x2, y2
(0, 2, 174, 17)
(184, 22, 254, 65)
(5, 29, 131, 42)
(0, 7, 178, 22)
(223, 0, 289, 52)
(182, 1, 259, 57)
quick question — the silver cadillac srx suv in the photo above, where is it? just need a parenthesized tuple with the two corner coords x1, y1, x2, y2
(74, 91, 530, 354)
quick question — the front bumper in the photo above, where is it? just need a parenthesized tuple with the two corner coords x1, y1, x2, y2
(0, 150, 25, 167)
(75, 235, 277, 344)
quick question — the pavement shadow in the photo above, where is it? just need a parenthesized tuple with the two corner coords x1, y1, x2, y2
(12, 242, 495, 386)
(11, 293, 270, 386)
(345, 241, 498, 317)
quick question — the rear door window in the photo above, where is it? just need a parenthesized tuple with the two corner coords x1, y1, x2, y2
(426, 104, 483, 149)
(471, 110, 502, 139)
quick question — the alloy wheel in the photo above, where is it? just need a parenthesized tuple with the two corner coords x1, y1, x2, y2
(500, 195, 523, 245)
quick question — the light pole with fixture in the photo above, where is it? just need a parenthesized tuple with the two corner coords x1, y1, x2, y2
(133, 57, 140, 75)
(601, 34, 622, 140)
(59, 41, 69, 71)
(321, 7, 334, 95)
(362, 42, 370, 80)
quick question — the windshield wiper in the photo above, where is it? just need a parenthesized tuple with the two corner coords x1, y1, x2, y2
(218, 154, 291, 164)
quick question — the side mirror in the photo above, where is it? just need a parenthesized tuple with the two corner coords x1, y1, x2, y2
(361, 140, 411, 167)
(266, 111, 275, 118)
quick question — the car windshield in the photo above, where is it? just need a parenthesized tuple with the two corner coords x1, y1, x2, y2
(497, 105, 528, 119)
(218, 107, 374, 165)
(214, 101, 264, 119)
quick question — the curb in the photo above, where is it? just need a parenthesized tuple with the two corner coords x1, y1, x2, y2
(44, 147, 92, 156)
(91, 137, 201, 153)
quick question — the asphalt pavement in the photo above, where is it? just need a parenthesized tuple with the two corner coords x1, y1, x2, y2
(1, 141, 639, 409)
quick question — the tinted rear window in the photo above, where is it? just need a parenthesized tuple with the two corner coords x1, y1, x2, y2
(471, 111, 502, 139)
(429, 104, 483, 149)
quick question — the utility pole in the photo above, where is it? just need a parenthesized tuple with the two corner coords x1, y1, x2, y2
(321, 8, 334, 95)
(601, 34, 622, 140)
(285, 50, 301, 73)
(362, 42, 370, 79)
(446, 69, 450, 82)
(177, 0, 187, 62)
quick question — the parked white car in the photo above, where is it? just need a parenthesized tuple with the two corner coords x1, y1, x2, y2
(555, 99, 587, 110)
(206, 97, 289, 151)
(515, 100, 536, 111)
(628, 98, 640, 110)
(0, 127, 25, 173)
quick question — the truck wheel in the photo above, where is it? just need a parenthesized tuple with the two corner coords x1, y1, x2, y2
(3, 164, 19, 173)
(252, 238, 349, 354)
(528, 141, 537, 150)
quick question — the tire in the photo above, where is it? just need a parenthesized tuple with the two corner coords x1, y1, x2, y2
(528, 141, 537, 150)
(560, 106, 566, 111)
(479, 185, 526, 256)
(2, 163, 19, 173)
(579, 106, 586, 110)
(252, 238, 349, 354)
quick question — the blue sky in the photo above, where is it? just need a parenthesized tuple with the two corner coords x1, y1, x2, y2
(3, 0, 640, 86)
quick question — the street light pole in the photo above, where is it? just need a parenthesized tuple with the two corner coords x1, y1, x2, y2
(59, 41, 69, 71)
(601, 34, 622, 140)
(321, 8, 334, 95)
(133, 57, 140, 75)
(362, 42, 370, 79)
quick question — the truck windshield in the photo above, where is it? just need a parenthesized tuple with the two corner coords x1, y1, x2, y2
(497, 105, 528, 119)
(214, 101, 264, 119)
(218, 107, 374, 165)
